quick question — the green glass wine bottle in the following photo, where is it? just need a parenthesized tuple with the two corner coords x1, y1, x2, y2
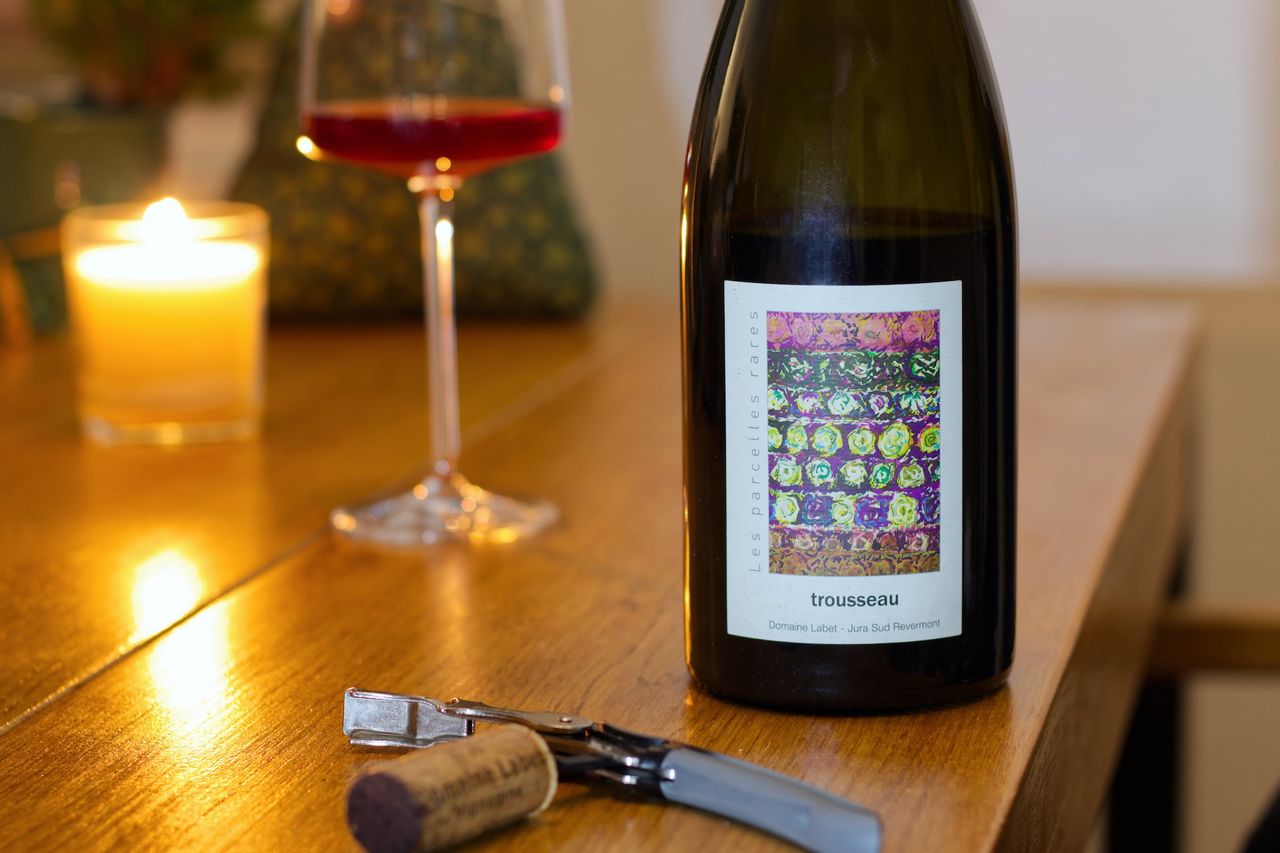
(681, 0, 1017, 710)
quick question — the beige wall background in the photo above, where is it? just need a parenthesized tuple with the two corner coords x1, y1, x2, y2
(554, 0, 1280, 293)
(978, 0, 1280, 282)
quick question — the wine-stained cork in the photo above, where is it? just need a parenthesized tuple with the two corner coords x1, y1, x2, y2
(347, 725, 558, 852)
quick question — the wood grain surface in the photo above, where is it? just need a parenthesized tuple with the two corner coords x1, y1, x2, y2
(0, 300, 663, 731)
(0, 296, 1198, 852)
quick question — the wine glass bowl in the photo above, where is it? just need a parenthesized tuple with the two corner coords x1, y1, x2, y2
(300, 0, 569, 545)
(301, 98, 564, 182)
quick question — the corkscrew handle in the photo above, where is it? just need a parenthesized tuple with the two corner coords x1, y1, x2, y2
(658, 748, 882, 853)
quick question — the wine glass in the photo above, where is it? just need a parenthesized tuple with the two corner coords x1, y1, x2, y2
(299, 0, 569, 545)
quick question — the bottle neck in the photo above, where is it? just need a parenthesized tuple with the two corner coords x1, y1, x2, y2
(694, 0, 1010, 231)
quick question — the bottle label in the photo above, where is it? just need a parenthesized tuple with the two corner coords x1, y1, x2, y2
(723, 280, 963, 644)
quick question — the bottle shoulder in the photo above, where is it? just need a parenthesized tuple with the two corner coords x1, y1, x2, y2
(685, 0, 1012, 227)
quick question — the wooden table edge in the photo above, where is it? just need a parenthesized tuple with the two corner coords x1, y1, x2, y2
(996, 307, 1201, 850)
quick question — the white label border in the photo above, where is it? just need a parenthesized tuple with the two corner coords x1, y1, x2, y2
(723, 280, 963, 645)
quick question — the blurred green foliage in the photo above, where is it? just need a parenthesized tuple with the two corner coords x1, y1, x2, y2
(27, 0, 262, 108)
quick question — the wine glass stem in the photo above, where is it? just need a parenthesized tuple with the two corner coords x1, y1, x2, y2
(420, 190, 461, 478)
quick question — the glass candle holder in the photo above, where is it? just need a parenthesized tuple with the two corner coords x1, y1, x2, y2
(63, 199, 268, 445)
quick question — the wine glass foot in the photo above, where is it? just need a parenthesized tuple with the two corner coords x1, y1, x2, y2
(330, 472, 558, 546)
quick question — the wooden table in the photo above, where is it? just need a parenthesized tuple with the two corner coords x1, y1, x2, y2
(0, 295, 1198, 851)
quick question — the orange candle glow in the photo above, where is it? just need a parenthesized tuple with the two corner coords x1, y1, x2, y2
(64, 199, 268, 445)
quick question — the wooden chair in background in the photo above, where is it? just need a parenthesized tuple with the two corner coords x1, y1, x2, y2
(1111, 594, 1280, 850)
(0, 225, 60, 348)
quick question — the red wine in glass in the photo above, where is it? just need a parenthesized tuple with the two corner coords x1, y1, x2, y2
(302, 97, 562, 179)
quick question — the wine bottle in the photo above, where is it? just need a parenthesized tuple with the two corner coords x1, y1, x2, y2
(681, 0, 1016, 710)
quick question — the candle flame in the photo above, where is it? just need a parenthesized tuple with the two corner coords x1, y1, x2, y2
(140, 198, 195, 244)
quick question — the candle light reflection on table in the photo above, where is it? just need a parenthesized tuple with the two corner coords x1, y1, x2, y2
(147, 605, 233, 760)
(130, 549, 204, 643)
(128, 548, 234, 758)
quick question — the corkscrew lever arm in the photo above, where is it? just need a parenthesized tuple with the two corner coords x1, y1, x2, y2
(342, 688, 882, 853)
(342, 689, 593, 746)
(342, 688, 473, 747)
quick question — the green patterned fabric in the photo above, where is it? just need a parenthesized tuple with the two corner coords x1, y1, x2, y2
(232, 4, 596, 319)
(0, 107, 166, 335)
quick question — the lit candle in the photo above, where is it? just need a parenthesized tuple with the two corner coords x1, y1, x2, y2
(63, 199, 268, 445)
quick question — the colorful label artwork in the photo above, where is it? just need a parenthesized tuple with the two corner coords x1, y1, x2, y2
(723, 279, 961, 644)
(766, 310, 942, 577)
